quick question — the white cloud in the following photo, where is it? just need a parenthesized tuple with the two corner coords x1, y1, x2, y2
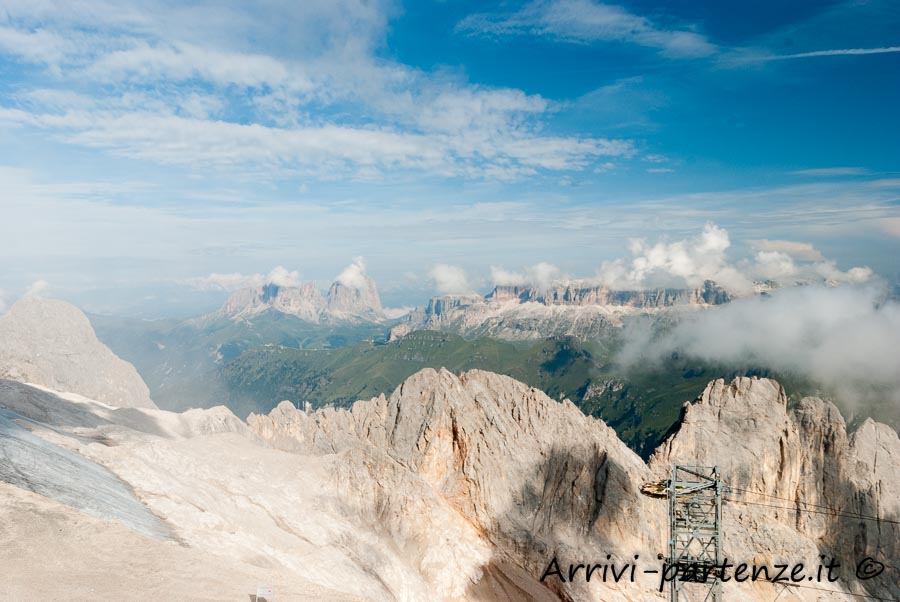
(24, 279, 50, 297)
(790, 167, 868, 177)
(0, 0, 634, 180)
(458, 0, 715, 58)
(383, 306, 413, 319)
(491, 262, 562, 289)
(811, 262, 873, 284)
(334, 257, 370, 289)
(265, 266, 303, 288)
(0, 106, 633, 179)
(749, 239, 825, 261)
(596, 224, 874, 294)
(877, 217, 900, 238)
(598, 223, 755, 294)
(429, 264, 472, 294)
(752, 251, 797, 281)
(1, 165, 895, 316)
(759, 46, 900, 62)
(84, 41, 304, 90)
(181, 266, 301, 291)
(0, 25, 74, 67)
(618, 284, 900, 407)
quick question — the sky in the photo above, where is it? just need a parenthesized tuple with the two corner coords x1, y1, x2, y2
(0, 0, 898, 316)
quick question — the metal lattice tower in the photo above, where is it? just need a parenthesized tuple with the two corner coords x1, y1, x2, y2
(668, 465, 723, 602)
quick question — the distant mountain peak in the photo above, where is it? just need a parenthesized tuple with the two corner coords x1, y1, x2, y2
(218, 269, 385, 324)
(323, 270, 383, 322)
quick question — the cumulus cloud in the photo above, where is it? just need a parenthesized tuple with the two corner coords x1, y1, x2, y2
(24, 279, 50, 297)
(334, 257, 370, 289)
(429, 264, 472, 294)
(383, 306, 414, 319)
(181, 266, 301, 291)
(618, 284, 900, 407)
(491, 262, 562, 289)
(595, 224, 874, 294)
(597, 223, 755, 294)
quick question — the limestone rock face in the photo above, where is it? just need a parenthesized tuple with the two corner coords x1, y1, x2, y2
(403, 281, 731, 340)
(323, 274, 384, 322)
(250, 368, 664, 601)
(651, 377, 900, 601)
(488, 280, 731, 308)
(216, 274, 385, 323)
(0, 297, 156, 409)
(1, 365, 896, 602)
(251, 372, 899, 602)
(221, 282, 325, 321)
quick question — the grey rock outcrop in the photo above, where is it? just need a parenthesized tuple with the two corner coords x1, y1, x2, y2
(0, 297, 156, 409)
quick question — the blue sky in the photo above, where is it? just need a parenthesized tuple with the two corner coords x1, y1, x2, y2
(0, 0, 898, 316)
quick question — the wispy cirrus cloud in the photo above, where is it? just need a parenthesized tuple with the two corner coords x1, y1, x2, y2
(749, 240, 825, 262)
(790, 167, 869, 177)
(0, 106, 632, 179)
(752, 45, 900, 62)
(457, 0, 716, 58)
(0, 0, 635, 180)
(180, 266, 302, 292)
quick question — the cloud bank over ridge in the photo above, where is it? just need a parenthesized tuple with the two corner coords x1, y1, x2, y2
(618, 283, 900, 409)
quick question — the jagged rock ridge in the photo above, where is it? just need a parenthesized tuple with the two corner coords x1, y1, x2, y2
(249, 370, 899, 601)
(214, 273, 384, 323)
(0, 362, 896, 601)
(486, 279, 731, 307)
(398, 280, 732, 341)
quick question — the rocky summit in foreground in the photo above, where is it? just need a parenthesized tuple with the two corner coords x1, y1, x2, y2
(1, 362, 896, 601)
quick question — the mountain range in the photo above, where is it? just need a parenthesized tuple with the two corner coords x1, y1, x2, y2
(85, 272, 745, 412)
(1, 356, 896, 601)
(209, 270, 385, 323)
(394, 279, 740, 341)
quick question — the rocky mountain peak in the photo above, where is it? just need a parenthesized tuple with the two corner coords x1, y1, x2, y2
(651, 375, 898, 599)
(248, 370, 898, 601)
(2, 359, 897, 601)
(324, 270, 384, 322)
(0, 297, 156, 409)
(221, 281, 325, 321)
(217, 272, 384, 323)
